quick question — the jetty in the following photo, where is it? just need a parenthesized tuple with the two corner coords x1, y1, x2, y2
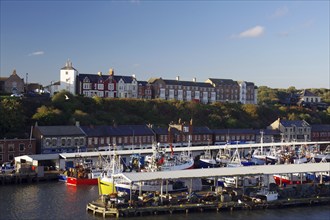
(0, 170, 61, 185)
(86, 162, 330, 218)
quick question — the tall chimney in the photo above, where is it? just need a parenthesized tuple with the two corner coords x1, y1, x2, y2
(193, 77, 196, 82)
(176, 76, 180, 81)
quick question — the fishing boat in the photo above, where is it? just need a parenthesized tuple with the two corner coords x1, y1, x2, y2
(197, 146, 217, 168)
(273, 173, 307, 185)
(114, 142, 198, 194)
(98, 149, 124, 195)
(256, 187, 278, 201)
(114, 179, 192, 194)
(226, 149, 255, 167)
(144, 142, 194, 172)
(66, 166, 102, 186)
(313, 145, 330, 162)
(58, 170, 68, 182)
(215, 146, 231, 166)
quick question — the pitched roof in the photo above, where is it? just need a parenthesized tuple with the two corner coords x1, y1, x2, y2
(77, 73, 135, 83)
(311, 124, 330, 132)
(138, 81, 149, 86)
(163, 79, 213, 88)
(80, 125, 154, 137)
(301, 90, 318, 97)
(36, 126, 85, 136)
(192, 126, 213, 134)
(207, 78, 239, 86)
(151, 127, 168, 135)
(280, 119, 310, 127)
(148, 78, 213, 88)
(212, 128, 256, 135)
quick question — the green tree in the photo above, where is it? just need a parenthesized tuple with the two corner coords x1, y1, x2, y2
(0, 99, 26, 138)
(32, 105, 66, 125)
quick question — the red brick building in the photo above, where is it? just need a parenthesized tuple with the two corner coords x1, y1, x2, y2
(0, 139, 36, 164)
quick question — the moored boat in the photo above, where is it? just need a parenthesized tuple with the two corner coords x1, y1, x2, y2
(66, 167, 102, 186)
(273, 173, 307, 185)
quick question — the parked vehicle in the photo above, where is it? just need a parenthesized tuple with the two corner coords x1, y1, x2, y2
(1, 162, 16, 174)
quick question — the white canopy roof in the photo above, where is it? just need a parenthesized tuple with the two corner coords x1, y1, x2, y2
(113, 162, 330, 183)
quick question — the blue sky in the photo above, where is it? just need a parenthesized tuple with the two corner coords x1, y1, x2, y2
(1, 1, 329, 89)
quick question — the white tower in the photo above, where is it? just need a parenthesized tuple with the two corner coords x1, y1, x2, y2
(59, 60, 78, 95)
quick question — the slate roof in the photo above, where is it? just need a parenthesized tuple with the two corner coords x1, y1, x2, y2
(192, 126, 213, 134)
(138, 81, 149, 86)
(80, 125, 154, 137)
(280, 120, 310, 127)
(36, 126, 85, 136)
(207, 78, 239, 86)
(163, 79, 213, 88)
(152, 127, 168, 135)
(148, 78, 213, 88)
(212, 129, 256, 135)
(77, 73, 135, 83)
(311, 124, 330, 132)
(301, 90, 318, 97)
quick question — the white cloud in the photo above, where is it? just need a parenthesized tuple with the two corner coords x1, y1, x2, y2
(233, 25, 265, 38)
(271, 6, 289, 18)
(28, 51, 45, 56)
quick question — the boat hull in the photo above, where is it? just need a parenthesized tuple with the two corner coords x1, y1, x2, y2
(98, 177, 117, 195)
(198, 158, 217, 168)
(273, 175, 307, 185)
(58, 174, 67, 182)
(66, 177, 98, 186)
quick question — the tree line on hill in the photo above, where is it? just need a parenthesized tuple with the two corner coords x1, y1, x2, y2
(0, 87, 329, 139)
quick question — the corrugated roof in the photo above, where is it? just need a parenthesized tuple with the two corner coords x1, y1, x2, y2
(114, 163, 330, 183)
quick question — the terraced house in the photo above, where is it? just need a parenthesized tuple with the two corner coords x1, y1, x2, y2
(53, 60, 258, 104)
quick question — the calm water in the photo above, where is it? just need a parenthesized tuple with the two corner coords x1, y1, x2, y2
(0, 182, 329, 220)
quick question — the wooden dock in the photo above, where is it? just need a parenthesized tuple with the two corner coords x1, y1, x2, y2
(86, 195, 330, 218)
(0, 171, 60, 185)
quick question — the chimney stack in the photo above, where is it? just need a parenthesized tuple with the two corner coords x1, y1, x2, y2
(176, 76, 180, 81)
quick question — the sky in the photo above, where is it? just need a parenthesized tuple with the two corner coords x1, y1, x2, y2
(0, 1, 329, 89)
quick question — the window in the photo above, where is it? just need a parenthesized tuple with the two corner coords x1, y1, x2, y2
(8, 154, 14, 161)
(67, 138, 72, 146)
(0, 144, 3, 153)
(0, 154, 2, 162)
(52, 138, 57, 147)
(61, 138, 66, 146)
(45, 138, 51, 147)
(79, 138, 84, 146)
(19, 143, 25, 151)
(98, 84, 104, 90)
(8, 144, 14, 152)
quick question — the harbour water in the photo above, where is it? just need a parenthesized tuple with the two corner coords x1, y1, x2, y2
(0, 182, 329, 220)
